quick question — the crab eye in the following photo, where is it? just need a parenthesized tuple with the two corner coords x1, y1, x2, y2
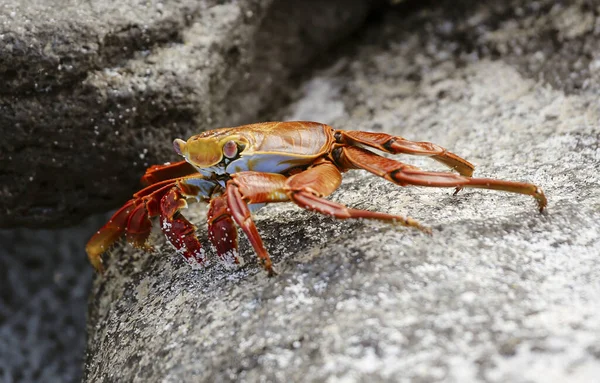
(223, 140, 238, 159)
(173, 138, 186, 156)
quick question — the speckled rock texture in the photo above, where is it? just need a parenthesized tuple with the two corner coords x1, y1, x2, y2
(0, 0, 375, 228)
(85, 1, 600, 381)
(0, 217, 99, 382)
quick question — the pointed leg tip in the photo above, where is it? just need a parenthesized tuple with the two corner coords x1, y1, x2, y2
(535, 189, 547, 214)
(89, 256, 105, 274)
(87, 244, 107, 274)
(415, 224, 433, 235)
(261, 259, 277, 277)
(403, 217, 431, 235)
(129, 239, 155, 253)
(266, 267, 278, 277)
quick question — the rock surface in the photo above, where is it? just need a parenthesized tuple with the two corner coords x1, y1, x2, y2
(0, 218, 98, 382)
(0, 0, 375, 227)
(85, 1, 600, 381)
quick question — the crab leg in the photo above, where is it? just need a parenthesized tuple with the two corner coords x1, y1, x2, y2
(141, 160, 197, 186)
(226, 173, 288, 276)
(159, 187, 206, 266)
(86, 179, 180, 271)
(159, 177, 222, 266)
(226, 163, 430, 275)
(86, 199, 137, 271)
(207, 195, 240, 264)
(284, 162, 429, 233)
(86, 176, 219, 272)
(336, 146, 547, 211)
(337, 130, 475, 177)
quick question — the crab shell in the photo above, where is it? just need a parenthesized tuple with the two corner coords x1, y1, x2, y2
(174, 121, 336, 176)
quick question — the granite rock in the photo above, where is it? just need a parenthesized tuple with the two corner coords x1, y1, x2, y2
(85, 1, 600, 381)
(0, 0, 375, 227)
(0, 217, 100, 382)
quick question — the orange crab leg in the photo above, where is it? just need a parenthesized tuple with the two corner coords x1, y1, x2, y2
(141, 160, 197, 186)
(285, 162, 429, 232)
(337, 130, 475, 177)
(336, 146, 547, 211)
(86, 199, 136, 271)
(226, 162, 430, 275)
(226, 174, 287, 276)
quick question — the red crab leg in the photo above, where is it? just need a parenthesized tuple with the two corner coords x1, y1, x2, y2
(160, 187, 205, 265)
(337, 130, 475, 177)
(141, 160, 197, 186)
(86, 179, 179, 272)
(159, 176, 222, 266)
(207, 194, 240, 264)
(126, 181, 185, 247)
(336, 146, 547, 211)
(226, 162, 430, 275)
(86, 176, 219, 272)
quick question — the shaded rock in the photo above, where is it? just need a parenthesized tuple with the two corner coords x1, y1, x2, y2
(85, 1, 600, 382)
(0, 217, 100, 382)
(0, 0, 376, 227)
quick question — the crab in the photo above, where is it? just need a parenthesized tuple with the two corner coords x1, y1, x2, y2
(86, 121, 547, 275)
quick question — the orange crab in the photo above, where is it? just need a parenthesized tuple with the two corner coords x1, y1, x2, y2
(86, 121, 547, 275)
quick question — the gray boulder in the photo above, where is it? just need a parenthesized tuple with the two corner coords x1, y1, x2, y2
(85, 1, 600, 381)
(0, 0, 376, 227)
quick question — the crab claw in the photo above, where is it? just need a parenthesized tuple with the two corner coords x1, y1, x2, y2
(160, 187, 207, 266)
(125, 203, 154, 249)
(140, 160, 197, 186)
